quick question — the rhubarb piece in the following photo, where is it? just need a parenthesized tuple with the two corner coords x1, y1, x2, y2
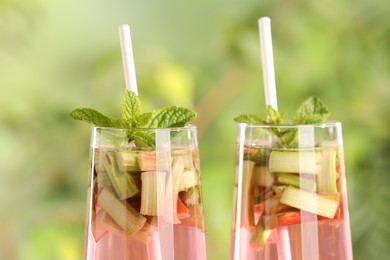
(253, 166, 274, 187)
(279, 186, 339, 219)
(140, 171, 166, 216)
(164, 157, 186, 224)
(180, 204, 204, 229)
(277, 173, 316, 192)
(98, 189, 146, 234)
(263, 197, 280, 215)
(103, 153, 139, 200)
(263, 193, 283, 215)
(269, 150, 322, 175)
(138, 151, 169, 171)
(97, 171, 112, 190)
(92, 209, 108, 242)
(275, 211, 301, 226)
(238, 160, 255, 228)
(173, 150, 195, 169)
(93, 149, 106, 173)
(179, 186, 200, 206)
(116, 151, 141, 171)
(177, 197, 191, 219)
(249, 216, 275, 251)
(317, 148, 337, 193)
(178, 169, 199, 191)
(101, 210, 152, 243)
(138, 152, 157, 171)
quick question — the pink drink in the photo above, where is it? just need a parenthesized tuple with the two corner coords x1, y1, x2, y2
(230, 123, 353, 260)
(84, 127, 207, 260)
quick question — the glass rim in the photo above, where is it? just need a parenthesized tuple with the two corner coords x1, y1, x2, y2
(92, 124, 198, 132)
(237, 120, 342, 129)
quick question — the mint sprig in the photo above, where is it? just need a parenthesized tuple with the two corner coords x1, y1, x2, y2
(144, 106, 197, 128)
(122, 90, 141, 127)
(70, 90, 197, 146)
(234, 114, 264, 125)
(234, 96, 330, 147)
(69, 108, 118, 127)
(292, 96, 330, 124)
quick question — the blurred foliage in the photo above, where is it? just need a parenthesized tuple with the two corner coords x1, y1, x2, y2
(1, 0, 390, 259)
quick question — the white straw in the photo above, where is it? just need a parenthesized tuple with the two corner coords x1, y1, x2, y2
(119, 24, 138, 95)
(258, 17, 278, 110)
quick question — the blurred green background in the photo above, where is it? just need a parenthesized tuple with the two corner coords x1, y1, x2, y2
(1, 0, 389, 259)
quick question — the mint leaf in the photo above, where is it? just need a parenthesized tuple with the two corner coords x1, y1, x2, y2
(69, 108, 117, 127)
(233, 97, 331, 148)
(135, 112, 153, 127)
(266, 106, 284, 125)
(71, 90, 197, 148)
(112, 118, 130, 128)
(232, 107, 284, 125)
(234, 114, 264, 125)
(292, 96, 330, 124)
(277, 128, 298, 147)
(144, 106, 197, 128)
(122, 90, 141, 126)
(129, 131, 155, 147)
(276, 97, 329, 147)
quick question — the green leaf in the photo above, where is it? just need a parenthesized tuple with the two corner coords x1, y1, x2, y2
(266, 106, 284, 125)
(129, 131, 155, 147)
(122, 90, 141, 126)
(277, 128, 298, 147)
(70, 91, 197, 148)
(112, 118, 130, 128)
(98, 128, 130, 147)
(143, 106, 197, 128)
(292, 96, 330, 124)
(135, 112, 153, 127)
(234, 114, 264, 125)
(69, 108, 117, 127)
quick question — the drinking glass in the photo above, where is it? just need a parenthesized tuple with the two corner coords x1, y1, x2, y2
(84, 126, 207, 260)
(230, 122, 353, 260)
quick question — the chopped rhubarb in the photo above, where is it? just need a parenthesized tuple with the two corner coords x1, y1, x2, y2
(164, 157, 186, 224)
(103, 153, 139, 200)
(277, 172, 316, 192)
(98, 188, 146, 234)
(179, 186, 200, 206)
(97, 171, 112, 190)
(280, 186, 339, 219)
(276, 211, 301, 226)
(92, 209, 108, 242)
(116, 151, 141, 171)
(249, 216, 273, 251)
(178, 169, 199, 191)
(138, 151, 169, 171)
(269, 150, 322, 175)
(101, 210, 152, 243)
(317, 148, 338, 193)
(177, 197, 191, 220)
(180, 204, 204, 229)
(253, 166, 274, 187)
(238, 160, 255, 228)
(140, 171, 166, 216)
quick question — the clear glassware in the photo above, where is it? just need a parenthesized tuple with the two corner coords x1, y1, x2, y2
(230, 122, 353, 260)
(84, 126, 207, 260)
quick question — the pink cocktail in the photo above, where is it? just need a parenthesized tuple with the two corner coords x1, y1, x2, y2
(84, 126, 207, 260)
(230, 122, 353, 260)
